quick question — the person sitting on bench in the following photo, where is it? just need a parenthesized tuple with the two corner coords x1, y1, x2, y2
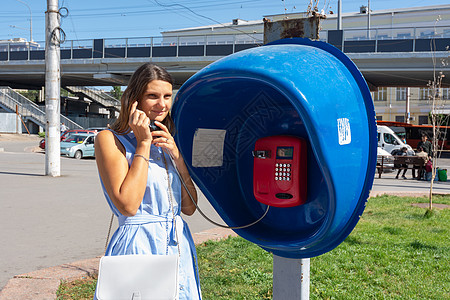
(413, 146, 428, 179)
(392, 147, 408, 179)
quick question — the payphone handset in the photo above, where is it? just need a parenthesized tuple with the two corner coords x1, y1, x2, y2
(253, 136, 307, 207)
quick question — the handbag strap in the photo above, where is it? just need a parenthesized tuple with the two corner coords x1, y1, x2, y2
(162, 152, 181, 258)
(104, 150, 181, 258)
(105, 212, 115, 253)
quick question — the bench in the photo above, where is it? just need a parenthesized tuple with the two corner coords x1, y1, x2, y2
(376, 156, 427, 179)
(393, 156, 427, 179)
(376, 156, 394, 178)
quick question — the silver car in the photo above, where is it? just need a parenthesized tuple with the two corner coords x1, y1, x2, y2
(60, 133, 96, 159)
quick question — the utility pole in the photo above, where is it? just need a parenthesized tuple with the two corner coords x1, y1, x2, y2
(45, 0, 61, 176)
(405, 87, 411, 124)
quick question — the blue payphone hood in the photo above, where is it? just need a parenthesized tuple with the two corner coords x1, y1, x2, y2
(172, 38, 377, 258)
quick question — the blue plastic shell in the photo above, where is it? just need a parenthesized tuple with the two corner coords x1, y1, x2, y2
(172, 38, 377, 258)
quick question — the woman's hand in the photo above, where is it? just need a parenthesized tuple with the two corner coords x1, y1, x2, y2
(151, 121, 180, 160)
(128, 101, 152, 145)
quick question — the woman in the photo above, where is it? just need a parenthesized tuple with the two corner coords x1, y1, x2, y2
(95, 63, 201, 299)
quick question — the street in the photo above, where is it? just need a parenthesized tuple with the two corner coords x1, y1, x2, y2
(0, 134, 449, 290)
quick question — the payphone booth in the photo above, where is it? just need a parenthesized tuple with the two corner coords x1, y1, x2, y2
(172, 38, 377, 259)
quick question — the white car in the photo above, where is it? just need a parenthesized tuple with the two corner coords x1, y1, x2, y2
(377, 125, 413, 154)
(377, 147, 394, 171)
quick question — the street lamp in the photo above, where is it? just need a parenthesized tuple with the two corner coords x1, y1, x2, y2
(14, 0, 33, 42)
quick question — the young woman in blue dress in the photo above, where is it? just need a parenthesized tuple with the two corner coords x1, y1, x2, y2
(94, 63, 201, 299)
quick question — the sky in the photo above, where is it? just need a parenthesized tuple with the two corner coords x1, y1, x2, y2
(0, 0, 448, 44)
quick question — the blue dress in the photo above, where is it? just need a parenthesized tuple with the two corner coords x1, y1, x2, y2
(96, 131, 202, 299)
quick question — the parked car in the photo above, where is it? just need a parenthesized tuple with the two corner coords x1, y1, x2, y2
(61, 129, 97, 141)
(39, 129, 97, 150)
(87, 127, 108, 133)
(60, 133, 96, 159)
(377, 146, 394, 171)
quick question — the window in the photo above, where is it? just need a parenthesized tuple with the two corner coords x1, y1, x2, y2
(419, 31, 434, 38)
(396, 88, 407, 101)
(419, 88, 431, 100)
(419, 115, 429, 125)
(442, 88, 450, 100)
(376, 115, 383, 121)
(373, 87, 387, 101)
(384, 133, 398, 145)
(397, 33, 411, 39)
(395, 115, 405, 122)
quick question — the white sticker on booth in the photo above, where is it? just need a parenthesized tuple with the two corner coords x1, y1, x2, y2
(337, 118, 351, 145)
(192, 128, 226, 167)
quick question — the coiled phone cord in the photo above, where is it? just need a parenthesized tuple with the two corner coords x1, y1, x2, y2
(169, 155, 270, 230)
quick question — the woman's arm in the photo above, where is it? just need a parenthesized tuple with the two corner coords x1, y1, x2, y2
(95, 102, 153, 216)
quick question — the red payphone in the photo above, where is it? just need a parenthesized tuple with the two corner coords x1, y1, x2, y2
(253, 136, 307, 207)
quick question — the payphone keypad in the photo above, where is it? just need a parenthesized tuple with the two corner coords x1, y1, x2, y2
(275, 163, 291, 181)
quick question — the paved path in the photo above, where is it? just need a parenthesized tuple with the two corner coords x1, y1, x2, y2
(371, 158, 450, 194)
(0, 133, 448, 298)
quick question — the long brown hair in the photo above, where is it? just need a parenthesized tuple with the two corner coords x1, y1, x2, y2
(111, 63, 175, 134)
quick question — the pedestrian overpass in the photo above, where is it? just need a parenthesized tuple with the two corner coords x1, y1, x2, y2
(0, 25, 449, 89)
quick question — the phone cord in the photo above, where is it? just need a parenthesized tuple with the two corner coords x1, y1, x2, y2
(169, 156, 270, 230)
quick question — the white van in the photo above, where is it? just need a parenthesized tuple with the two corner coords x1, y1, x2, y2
(377, 125, 414, 154)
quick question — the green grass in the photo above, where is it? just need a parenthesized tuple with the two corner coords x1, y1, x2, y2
(57, 277, 97, 300)
(58, 195, 450, 299)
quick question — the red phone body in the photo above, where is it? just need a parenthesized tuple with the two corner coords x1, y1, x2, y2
(253, 136, 307, 207)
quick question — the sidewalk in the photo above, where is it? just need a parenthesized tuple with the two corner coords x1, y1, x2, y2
(0, 227, 238, 300)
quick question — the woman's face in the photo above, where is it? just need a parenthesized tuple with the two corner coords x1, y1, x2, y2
(137, 80, 173, 122)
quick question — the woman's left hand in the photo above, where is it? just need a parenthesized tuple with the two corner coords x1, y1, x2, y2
(152, 121, 180, 160)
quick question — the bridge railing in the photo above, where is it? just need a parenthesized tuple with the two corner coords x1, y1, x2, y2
(323, 25, 450, 53)
(65, 86, 120, 109)
(0, 87, 46, 126)
(0, 25, 449, 61)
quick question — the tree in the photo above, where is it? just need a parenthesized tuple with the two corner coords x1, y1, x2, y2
(18, 90, 39, 102)
(426, 18, 449, 213)
(111, 86, 123, 100)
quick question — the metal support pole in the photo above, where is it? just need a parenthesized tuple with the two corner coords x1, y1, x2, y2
(406, 87, 410, 124)
(273, 255, 310, 299)
(337, 0, 342, 30)
(45, 0, 61, 177)
(16, 105, 19, 134)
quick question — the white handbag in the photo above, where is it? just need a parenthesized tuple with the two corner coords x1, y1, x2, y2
(96, 153, 180, 300)
(96, 254, 179, 300)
